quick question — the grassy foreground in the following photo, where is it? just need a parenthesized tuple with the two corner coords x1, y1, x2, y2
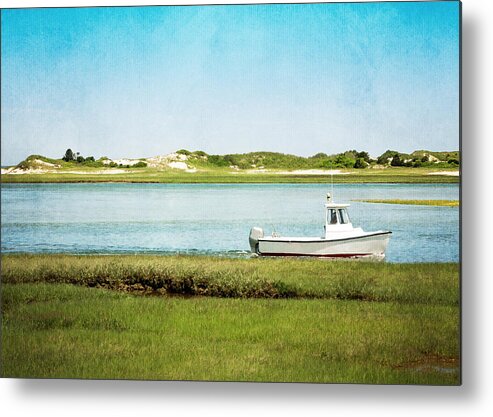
(1, 255, 460, 384)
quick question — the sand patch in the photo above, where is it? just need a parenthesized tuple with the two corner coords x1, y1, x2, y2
(1, 168, 133, 175)
(102, 158, 143, 166)
(167, 161, 197, 173)
(168, 161, 188, 170)
(276, 169, 351, 175)
(1, 167, 56, 175)
(62, 169, 131, 175)
(427, 171, 459, 176)
(1, 158, 62, 175)
(146, 153, 195, 172)
(33, 159, 60, 168)
(242, 169, 351, 175)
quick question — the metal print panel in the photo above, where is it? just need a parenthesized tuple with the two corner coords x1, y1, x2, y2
(1, 1, 460, 384)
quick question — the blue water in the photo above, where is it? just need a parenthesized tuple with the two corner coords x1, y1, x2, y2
(0, 183, 459, 263)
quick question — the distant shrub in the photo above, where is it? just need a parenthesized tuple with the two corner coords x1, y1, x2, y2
(334, 154, 355, 168)
(16, 160, 31, 170)
(208, 155, 230, 167)
(356, 151, 371, 163)
(176, 149, 191, 156)
(354, 158, 367, 169)
(133, 161, 147, 168)
(194, 150, 207, 157)
(390, 155, 404, 167)
(84, 161, 104, 168)
(377, 150, 399, 165)
(109, 162, 118, 168)
(26, 155, 60, 165)
(448, 158, 459, 166)
(76, 156, 85, 163)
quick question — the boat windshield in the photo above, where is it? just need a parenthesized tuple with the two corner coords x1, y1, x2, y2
(338, 209, 350, 224)
(327, 209, 338, 225)
(327, 208, 351, 225)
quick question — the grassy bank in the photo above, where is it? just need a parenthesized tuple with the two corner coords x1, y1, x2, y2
(1, 255, 460, 384)
(354, 199, 460, 207)
(1, 167, 459, 184)
(2, 254, 459, 304)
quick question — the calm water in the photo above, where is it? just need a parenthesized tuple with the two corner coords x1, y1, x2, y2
(1, 183, 459, 263)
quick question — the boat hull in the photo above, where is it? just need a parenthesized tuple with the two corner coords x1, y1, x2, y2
(256, 232, 391, 259)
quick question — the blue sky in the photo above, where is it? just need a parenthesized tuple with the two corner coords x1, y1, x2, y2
(1, 2, 459, 165)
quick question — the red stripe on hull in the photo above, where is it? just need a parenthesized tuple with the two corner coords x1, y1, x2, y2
(259, 252, 374, 258)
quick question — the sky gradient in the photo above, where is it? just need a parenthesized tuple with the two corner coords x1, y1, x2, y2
(1, 1, 460, 165)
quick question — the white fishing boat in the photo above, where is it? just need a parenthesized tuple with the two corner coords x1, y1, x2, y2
(249, 193, 391, 259)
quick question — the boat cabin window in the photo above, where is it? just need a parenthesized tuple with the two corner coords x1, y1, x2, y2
(338, 209, 350, 224)
(327, 208, 350, 225)
(327, 209, 338, 225)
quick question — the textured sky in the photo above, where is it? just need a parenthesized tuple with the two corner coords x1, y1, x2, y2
(1, 1, 460, 165)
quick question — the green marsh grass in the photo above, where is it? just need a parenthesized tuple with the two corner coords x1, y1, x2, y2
(1, 255, 460, 384)
(2, 254, 459, 304)
(354, 199, 460, 207)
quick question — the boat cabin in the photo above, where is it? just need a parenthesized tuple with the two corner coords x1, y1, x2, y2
(324, 193, 354, 237)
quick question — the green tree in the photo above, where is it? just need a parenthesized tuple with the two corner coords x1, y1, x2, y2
(354, 158, 367, 169)
(356, 151, 371, 163)
(62, 149, 75, 162)
(377, 150, 398, 165)
(334, 154, 355, 168)
(208, 155, 229, 167)
(311, 152, 328, 159)
(390, 155, 403, 167)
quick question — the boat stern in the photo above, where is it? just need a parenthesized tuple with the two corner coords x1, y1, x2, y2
(249, 227, 264, 254)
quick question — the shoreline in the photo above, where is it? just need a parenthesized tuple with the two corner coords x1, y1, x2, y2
(1, 164, 460, 185)
(1, 250, 460, 264)
(2, 253, 459, 300)
(1, 174, 460, 184)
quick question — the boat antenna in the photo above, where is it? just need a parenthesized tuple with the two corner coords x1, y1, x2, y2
(330, 157, 334, 201)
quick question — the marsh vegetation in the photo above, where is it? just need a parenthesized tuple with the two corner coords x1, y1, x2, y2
(354, 199, 460, 207)
(1, 255, 460, 384)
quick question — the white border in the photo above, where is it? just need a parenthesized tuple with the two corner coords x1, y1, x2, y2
(2, 1, 492, 416)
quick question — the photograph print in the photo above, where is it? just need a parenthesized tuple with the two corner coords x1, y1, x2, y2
(1, 1, 460, 384)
